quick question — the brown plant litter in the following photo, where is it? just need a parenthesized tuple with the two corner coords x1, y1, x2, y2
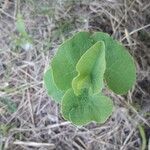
(0, 0, 150, 149)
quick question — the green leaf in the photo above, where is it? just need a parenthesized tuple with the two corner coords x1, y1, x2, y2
(138, 125, 147, 150)
(16, 14, 27, 37)
(72, 41, 106, 95)
(92, 32, 136, 94)
(51, 32, 94, 91)
(61, 89, 113, 126)
(0, 124, 12, 136)
(0, 97, 17, 113)
(43, 68, 64, 103)
(44, 31, 136, 126)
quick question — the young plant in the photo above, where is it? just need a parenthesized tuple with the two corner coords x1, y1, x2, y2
(44, 32, 136, 126)
(15, 14, 32, 51)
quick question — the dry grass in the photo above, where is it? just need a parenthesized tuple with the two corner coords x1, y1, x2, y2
(0, 0, 150, 150)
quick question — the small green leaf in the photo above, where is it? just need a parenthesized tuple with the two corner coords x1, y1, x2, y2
(51, 32, 94, 91)
(138, 125, 147, 150)
(92, 32, 136, 94)
(0, 124, 12, 136)
(16, 14, 27, 37)
(72, 41, 106, 95)
(61, 89, 113, 126)
(43, 68, 64, 103)
(0, 97, 17, 113)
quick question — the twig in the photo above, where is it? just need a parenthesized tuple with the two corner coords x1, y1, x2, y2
(11, 121, 71, 132)
(13, 140, 55, 148)
(121, 24, 150, 41)
(120, 129, 135, 150)
(0, 9, 15, 20)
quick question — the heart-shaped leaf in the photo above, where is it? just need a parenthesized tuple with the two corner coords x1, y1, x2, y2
(61, 89, 113, 125)
(92, 32, 136, 94)
(43, 68, 64, 102)
(44, 31, 136, 126)
(72, 41, 106, 95)
(51, 32, 95, 91)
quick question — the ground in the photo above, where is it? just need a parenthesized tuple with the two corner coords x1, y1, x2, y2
(0, 0, 150, 150)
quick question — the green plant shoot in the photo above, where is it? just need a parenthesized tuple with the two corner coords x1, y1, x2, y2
(72, 41, 106, 96)
(44, 31, 136, 126)
(15, 14, 32, 50)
